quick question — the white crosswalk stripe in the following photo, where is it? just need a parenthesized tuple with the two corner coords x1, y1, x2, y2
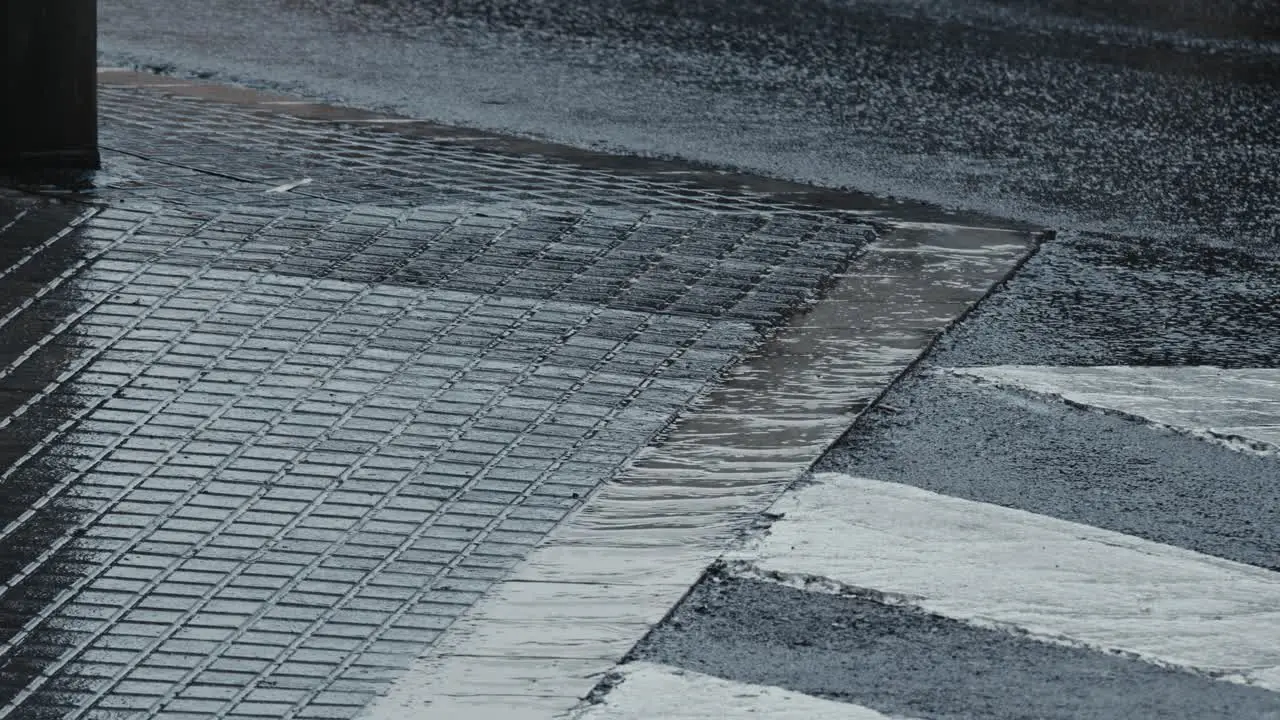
(375, 359, 1280, 717)
(947, 365, 1280, 454)
(724, 472, 1280, 691)
(579, 364, 1280, 716)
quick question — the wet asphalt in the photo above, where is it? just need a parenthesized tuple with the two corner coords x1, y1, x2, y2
(816, 369, 1280, 570)
(930, 230, 1280, 368)
(95, 0, 1280, 716)
(99, 0, 1280, 246)
(629, 573, 1280, 720)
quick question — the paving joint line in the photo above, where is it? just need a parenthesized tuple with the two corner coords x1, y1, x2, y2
(0, 210, 313, 531)
(272, 310, 718, 719)
(61, 287, 463, 718)
(232, 212, 746, 714)
(0, 273, 372, 714)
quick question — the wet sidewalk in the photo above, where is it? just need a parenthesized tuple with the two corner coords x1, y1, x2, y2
(0, 72, 1036, 719)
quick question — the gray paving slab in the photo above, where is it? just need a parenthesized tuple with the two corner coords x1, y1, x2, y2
(0, 83, 883, 719)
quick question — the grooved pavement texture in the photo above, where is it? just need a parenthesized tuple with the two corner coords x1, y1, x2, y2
(0, 85, 874, 719)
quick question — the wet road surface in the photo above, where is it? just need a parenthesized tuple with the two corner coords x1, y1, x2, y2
(631, 574, 1280, 720)
(99, 0, 1280, 247)
(0, 75, 1040, 718)
(43, 0, 1280, 716)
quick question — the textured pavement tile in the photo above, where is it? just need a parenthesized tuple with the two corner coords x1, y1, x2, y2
(93, 87, 850, 217)
(0, 85, 877, 718)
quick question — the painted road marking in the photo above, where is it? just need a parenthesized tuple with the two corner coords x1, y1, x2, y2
(947, 366, 1280, 455)
(569, 662, 912, 719)
(725, 472, 1280, 690)
(361, 225, 1039, 720)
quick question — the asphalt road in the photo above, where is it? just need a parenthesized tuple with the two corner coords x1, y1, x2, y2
(99, 0, 1280, 246)
(96, 1, 1280, 717)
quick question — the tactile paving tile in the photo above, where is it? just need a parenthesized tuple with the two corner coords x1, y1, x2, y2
(94, 87, 853, 216)
(0, 85, 875, 720)
(86, 204, 862, 327)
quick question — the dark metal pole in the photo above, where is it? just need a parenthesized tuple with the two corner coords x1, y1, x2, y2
(1, 0, 100, 172)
